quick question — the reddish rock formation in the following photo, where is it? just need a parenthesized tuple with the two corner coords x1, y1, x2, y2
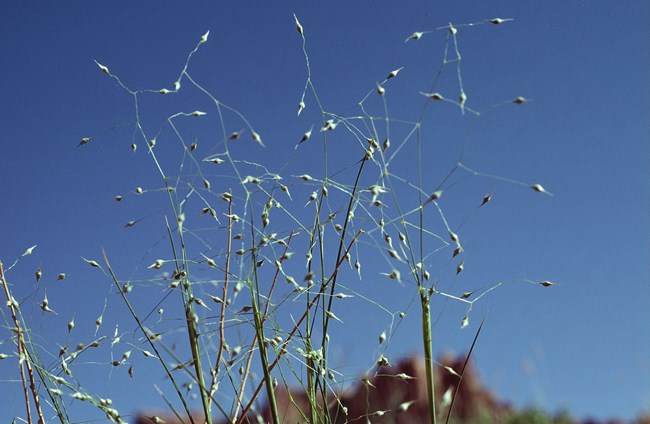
(133, 352, 512, 424)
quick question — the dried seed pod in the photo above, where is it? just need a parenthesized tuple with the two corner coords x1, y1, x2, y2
(159, 88, 171, 95)
(229, 130, 243, 140)
(191, 110, 207, 117)
(460, 291, 474, 299)
(321, 119, 337, 131)
(82, 257, 100, 268)
(421, 92, 444, 100)
(252, 131, 264, 146)
(67, 316, 75, 333)
(57, 273, 66, 280)
(382, 137, 390, 152)
(387, 67, 404, 79)
(376, 83, 385, 96)
(200, 30, 210, 44)
(114, 195, 123, 202)
(513, 96, 527, 104)
(35, 266, 42, 282)
(427, 190, 443, 203)
(489, 18, 512, 25)
(481, 192, 493, 206)
(539, 280, 556, 287)
(297, 101, 305, 116)
(459, 90, 467, 106)
(456, 261, 464, 275)
(22, 245, 37, 256)
(135, 187, 143, 195)
(461, 315, 469, 329)
(326, 310, 343, 323)
(294, 14, 303, 36)
(297, 174, 313, 181)
(405, 32, 426, 42)
(95, 61, 110, 75)
(77, 137, 92, 148)
(131, 143, 137, 152)
(531, 183, 552, 195)
(203, 179, 210, 190)
(379, 331, 386, 344)
(449, 231, 459, 244)
(398, 400, 416, 412)
(298, 125, 313, 145)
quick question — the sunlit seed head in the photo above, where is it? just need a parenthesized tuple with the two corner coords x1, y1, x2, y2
(297, 174, 313, 181)
(378, 217, 384, 228)
(459, 90, 467, 105)
(203, 179, 210, 190)
(456, 262, 464, 275)
(68, 317, 74, 333)
(481, 192, 493, 206)
(124, 220, 136, 228)
(398, 400, 416, 412)
(539, 280, 556, 287)
(78, 137, 92, 147)
(429, 190, 443, 202)
(461, 291, 474, 299)
(135, 187, 143, 195)
(421, 91, 444, 100)
(95, 61, 110, 75)
(131, 143, 137, 152)
(229, 130, 243, 140)
(405, 31, 425, 42)
(35, 267, 42, 282)
(387, 67, 404, 79)
(82, 257, 100, 268)
(388, 249, 402, 261)
(382, 138, 390, 152)
(148, 138, 156, 148)
(441, 386, 453, 408)
(531, 183, 551, 195)
(114, 195, 123, 202)
(122, 282, 132, 293)
(376, 83, 385, 96)
(58, 273, 66, 280)
(299, 126, 313, 144)
(461, 316, 469, 329)
(252, 131, 264, 146)
(423, 269, 430, 281)
(513, 96, 527, 104)
(226, 213, 241, 222)
(489, 18, 510, 25)
(449, 25, 458, 35)
(173, 81, 181, 91)
(452, 246, 462, 258)
(449, 231, 459, 244)
(207, 157, 225, 165)
(293, 14, 303, 36)
(95, 316, 103, 331)
(200, 30, 210, 44)
(159, 88, 171, 95)
(379, 331, 386, 344)
(221, 192, 233, 201)
(148, 259, 164, 269)
(321, 119, 337, 131)
(297, 101, 306, 116)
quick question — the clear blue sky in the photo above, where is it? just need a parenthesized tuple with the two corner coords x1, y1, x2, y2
(1, 1, 648, 423)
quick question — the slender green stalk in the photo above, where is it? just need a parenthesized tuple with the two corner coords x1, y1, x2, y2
(420, 288, 437, 424)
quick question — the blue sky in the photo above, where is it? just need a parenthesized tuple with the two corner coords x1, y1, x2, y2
(1, 1, 648, 423)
